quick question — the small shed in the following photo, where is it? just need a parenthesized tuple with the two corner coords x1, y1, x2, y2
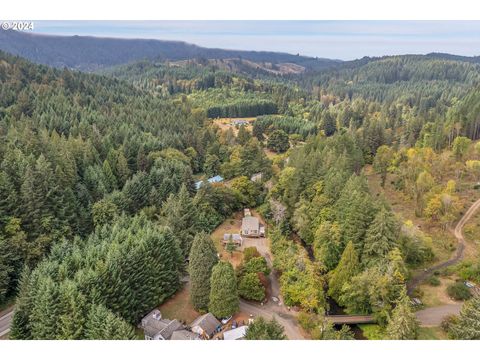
(223, 325, 248, 340)
(250, 173, 263, 182)
(244, 208, 251, 217)
(223, 233, 243, 247)
(241, 216, 260, 238)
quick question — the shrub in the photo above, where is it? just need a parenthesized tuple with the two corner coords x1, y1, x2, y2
(441, 314, 458, 333)
(243, 247, 261, 263)
(238, 273, 265, 301)
(427, 276, 441, 286)
(244, 256, 271, 276)
(447, 282, 472, 301)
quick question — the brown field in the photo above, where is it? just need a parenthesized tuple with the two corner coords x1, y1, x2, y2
(158, 282, 200, 324)
(210, 212, 245, 268)
(417, 276, 463, 307)
(212, 117, 256, 135)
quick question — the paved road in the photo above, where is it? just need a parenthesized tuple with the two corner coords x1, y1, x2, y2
(407, 197, 480, 294)
(0, 310, 14, 338)
(415, 304, 462, 327)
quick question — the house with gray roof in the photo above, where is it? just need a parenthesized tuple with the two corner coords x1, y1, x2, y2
(140, 310, 184, 340)
(241, 216, 265, 237)
(190, 313, 221, 339)
(171, 329, 200, 340)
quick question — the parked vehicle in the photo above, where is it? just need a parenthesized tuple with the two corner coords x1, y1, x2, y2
(231, 320, 237, 329)
(221, 316, 232, 325)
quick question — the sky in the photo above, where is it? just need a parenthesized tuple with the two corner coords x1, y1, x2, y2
(30, 20, 480, 60)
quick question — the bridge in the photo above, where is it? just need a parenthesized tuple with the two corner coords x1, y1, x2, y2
(325, 314, 375, 325)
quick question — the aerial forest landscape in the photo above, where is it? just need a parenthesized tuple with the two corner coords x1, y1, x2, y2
(2, 19, 480, 343)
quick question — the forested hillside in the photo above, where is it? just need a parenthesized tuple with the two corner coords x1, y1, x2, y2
(2, 36, 480, 340)
(0, 29, 340, 72)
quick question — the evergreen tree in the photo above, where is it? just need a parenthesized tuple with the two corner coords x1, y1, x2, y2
(373, 145, 394, 187)
(209, 261, 239, 318)
(313, 221, 342, 271)
(362, 207, 399, 266)
(267, 129, 290, 153)
(84, 305, 136, 340)
(448, 294, 480, 339)
(188, 232, 218, 311)
(238, 273, 265, 301)
(0, 170, 17, 225)
(237, 125, 252, 146)
(161, 185, 198, 260)
(102, 160, 117, 193)
(328, 241, 359, 304)
(386, 288, 419, 340)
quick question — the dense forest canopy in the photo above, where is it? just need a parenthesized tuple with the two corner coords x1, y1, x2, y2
(1, 33, 480, 340)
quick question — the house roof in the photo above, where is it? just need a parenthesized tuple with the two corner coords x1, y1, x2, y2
(141, 310, 183, 339)
(190, 313, 221, 336)
(223, 326, 248, 340)
(241, 216, 259, 232)
(171, 329, 200, 340)
(208, 175, 224, 183)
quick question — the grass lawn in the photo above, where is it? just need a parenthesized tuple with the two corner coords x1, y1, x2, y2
(158, 282, 200, 324)
(417, 326, 448, 340)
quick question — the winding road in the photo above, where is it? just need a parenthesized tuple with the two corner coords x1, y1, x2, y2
(407, 197, 480, 294)
(407, 197, 480, 326)
(240, 229, 305, 340)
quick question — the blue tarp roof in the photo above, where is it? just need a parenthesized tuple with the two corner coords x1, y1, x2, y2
(195, 175, 224, 190)
(208, 175, 224, 183)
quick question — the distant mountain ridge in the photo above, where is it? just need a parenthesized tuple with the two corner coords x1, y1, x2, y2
(0, 29, 341, 72)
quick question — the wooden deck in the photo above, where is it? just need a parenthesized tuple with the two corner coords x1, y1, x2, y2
(325, 314, 375, 325)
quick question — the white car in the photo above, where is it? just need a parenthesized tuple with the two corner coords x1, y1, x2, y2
(221, 316, 232, 324)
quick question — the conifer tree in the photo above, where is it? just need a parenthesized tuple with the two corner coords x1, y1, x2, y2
(328, 241, 359, 304)
(238, 273, 265, 301)
(84, 305, 136, 340)
(386, 287, 419, 340)
(448, 294, 480, 339)
(188, 232, 218, 311)
(362, 207, 399, 266)
(209, 261, 239, 318)
(161, 185, 197, 260)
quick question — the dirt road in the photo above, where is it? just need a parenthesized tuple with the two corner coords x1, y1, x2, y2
(407, 197, 480, 294)
(415, 304, 462, 327)
(238, 212, 305, 340)
(0, 309, 14, 338)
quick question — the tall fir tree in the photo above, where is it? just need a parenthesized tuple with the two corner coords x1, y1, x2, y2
(448, 294, 480, 339)
(362, 206, 399, 266)
(209, 261, 239, 318)
(188, 232, 218, 311)
(328, 241, 359, 304)
(386, 287, 419, 340)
